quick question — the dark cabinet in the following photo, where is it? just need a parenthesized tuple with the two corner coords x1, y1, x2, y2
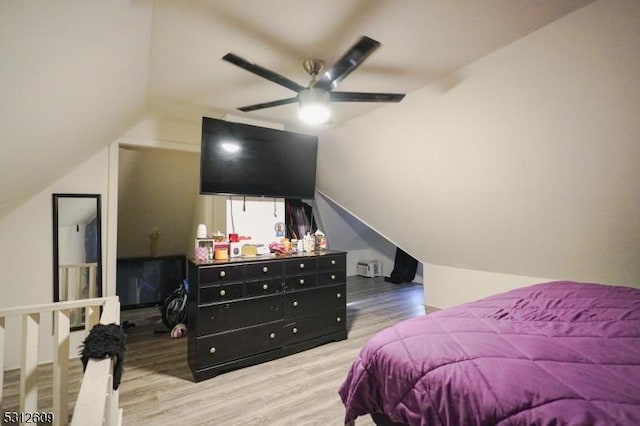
(197, 294, 283, 335)
(283, 284, 345, 318)
(283, 308, 345, 345)
(196, 321, 284, 367)
(188, 251, 347, 382)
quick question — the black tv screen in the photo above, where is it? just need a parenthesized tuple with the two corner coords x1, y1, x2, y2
(200, 117, 318, 198)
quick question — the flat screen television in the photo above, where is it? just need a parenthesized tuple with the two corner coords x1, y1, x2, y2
(200, 117, 318, 198)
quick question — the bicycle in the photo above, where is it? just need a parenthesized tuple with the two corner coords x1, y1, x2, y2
(161, 278, 189, 329)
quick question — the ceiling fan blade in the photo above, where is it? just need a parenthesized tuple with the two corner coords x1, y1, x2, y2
(330, 91, 405, 103)
(238, 97, 299, 112)
(314, 36, 381, 91)
(223, 53, 305, 93)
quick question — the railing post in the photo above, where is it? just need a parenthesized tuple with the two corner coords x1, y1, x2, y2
(61, 267, 68, 301)
(1, 297, 120, 426)
(85, 306, 100, 332)
(104, 367, 119, 426)
(53, 309, 71, 426)
(20, 312, 40, 414)
(89, 265, 97, 299)
(74, 267, 81, 301)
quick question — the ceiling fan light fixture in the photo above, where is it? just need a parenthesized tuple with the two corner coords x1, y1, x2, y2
(224, 36, 405, 122)
(298, 88, 331, 125)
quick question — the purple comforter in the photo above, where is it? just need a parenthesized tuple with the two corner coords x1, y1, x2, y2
(339, 281, 640, 425)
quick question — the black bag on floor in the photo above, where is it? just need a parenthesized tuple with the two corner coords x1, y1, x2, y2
(384, 248, 418, 284)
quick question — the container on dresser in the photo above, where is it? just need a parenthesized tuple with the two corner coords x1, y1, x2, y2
(187, 250, 347, 382)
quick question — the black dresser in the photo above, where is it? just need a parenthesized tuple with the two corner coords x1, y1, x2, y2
(187, 250, 347, 382)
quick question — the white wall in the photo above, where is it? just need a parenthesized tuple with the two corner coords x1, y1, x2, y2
(0, 147, 111, 369)
(424, 264, 550, 308)
(225, 197, 286, 246)
(317, 0, 640, 307)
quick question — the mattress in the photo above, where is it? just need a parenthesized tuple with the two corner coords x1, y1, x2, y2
(339, 281, 640, 425)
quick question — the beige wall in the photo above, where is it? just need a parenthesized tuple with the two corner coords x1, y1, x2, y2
(117, 147, 200, 258)
(117, 114, 230, 260)
(0, 147, 112, 369)
(0, 0, 152, 219)
(318, 0, 640, 307)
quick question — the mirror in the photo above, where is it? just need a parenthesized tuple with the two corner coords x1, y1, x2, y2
(53, 194, 102, 329)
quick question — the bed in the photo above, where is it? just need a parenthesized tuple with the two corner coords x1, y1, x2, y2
(339, 281, 640, 425)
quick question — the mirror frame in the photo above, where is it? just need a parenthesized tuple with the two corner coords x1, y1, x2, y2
(52, 194, 102, 324)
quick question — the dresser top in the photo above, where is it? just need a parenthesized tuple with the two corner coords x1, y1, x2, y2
(190, 250, 346, 267)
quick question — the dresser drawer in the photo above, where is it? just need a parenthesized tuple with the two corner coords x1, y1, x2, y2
(196, 321, 284, 368)
(317, 254, 346, 271)
(284, 258, 317, 276)
(199, 264, 244, 285)
(188, 252, 348, 382)
(284, 308, 346, 345)
(200, 282, 244, 304)
(317, 270, 346, 286)
(246, 279, 282, 297)
(283, 274, 316, 291)
(198, 295, 283, 336)
(245, 261, 282, 281)
(284, 284, 346, 318)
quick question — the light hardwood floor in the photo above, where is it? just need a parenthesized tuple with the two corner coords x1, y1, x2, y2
(3, 276, 431, 425)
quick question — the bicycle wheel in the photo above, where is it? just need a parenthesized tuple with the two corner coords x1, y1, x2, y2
(161, 293, 187, 329)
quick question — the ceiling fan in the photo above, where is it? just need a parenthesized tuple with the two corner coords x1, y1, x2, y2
(222, 36, 405, 124)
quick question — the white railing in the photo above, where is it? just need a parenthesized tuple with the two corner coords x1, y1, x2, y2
(58, 263, 100, 329)
(59, 263, 99, 300)
(70, 297, 122, 426)
(0, 296, 121, 426)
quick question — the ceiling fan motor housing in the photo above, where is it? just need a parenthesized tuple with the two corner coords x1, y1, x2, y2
(303, 59, 325, 77)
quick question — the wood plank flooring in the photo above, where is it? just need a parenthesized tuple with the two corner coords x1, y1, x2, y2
(119, 276, 430, 425)
(2, 276, 431, 425)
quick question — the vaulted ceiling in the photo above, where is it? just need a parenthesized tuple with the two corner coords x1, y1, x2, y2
(148, 0, 593, 131)
(0, 0, 593, 218)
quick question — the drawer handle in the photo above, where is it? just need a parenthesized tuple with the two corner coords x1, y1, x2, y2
(270, 333, 276, 339)
(331, 274, 336, 280)
(219, 271, 226, 278)
(292, 327, 298, 334)
(299, 279, 305, 285)
(331, 260, 336, 265)
(337, 293, 341, 298)
(209, 347, 216, 354)
(293, 301, 298, 307)
(220, 289, 226, 296)
(299, 263, 305, 269)
(263, 266, 268, 273)
(263, 284, 269, 290)
(336, 317, 341, 322)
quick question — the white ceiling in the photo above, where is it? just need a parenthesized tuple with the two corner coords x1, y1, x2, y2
(148, 0, 594, 132)
(0, 0, 594, 218)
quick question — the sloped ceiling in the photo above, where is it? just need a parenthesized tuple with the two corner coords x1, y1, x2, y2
(148, 0, 593, 131)
(0, 1, 153, 219)
(0, 0, 593, 219)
